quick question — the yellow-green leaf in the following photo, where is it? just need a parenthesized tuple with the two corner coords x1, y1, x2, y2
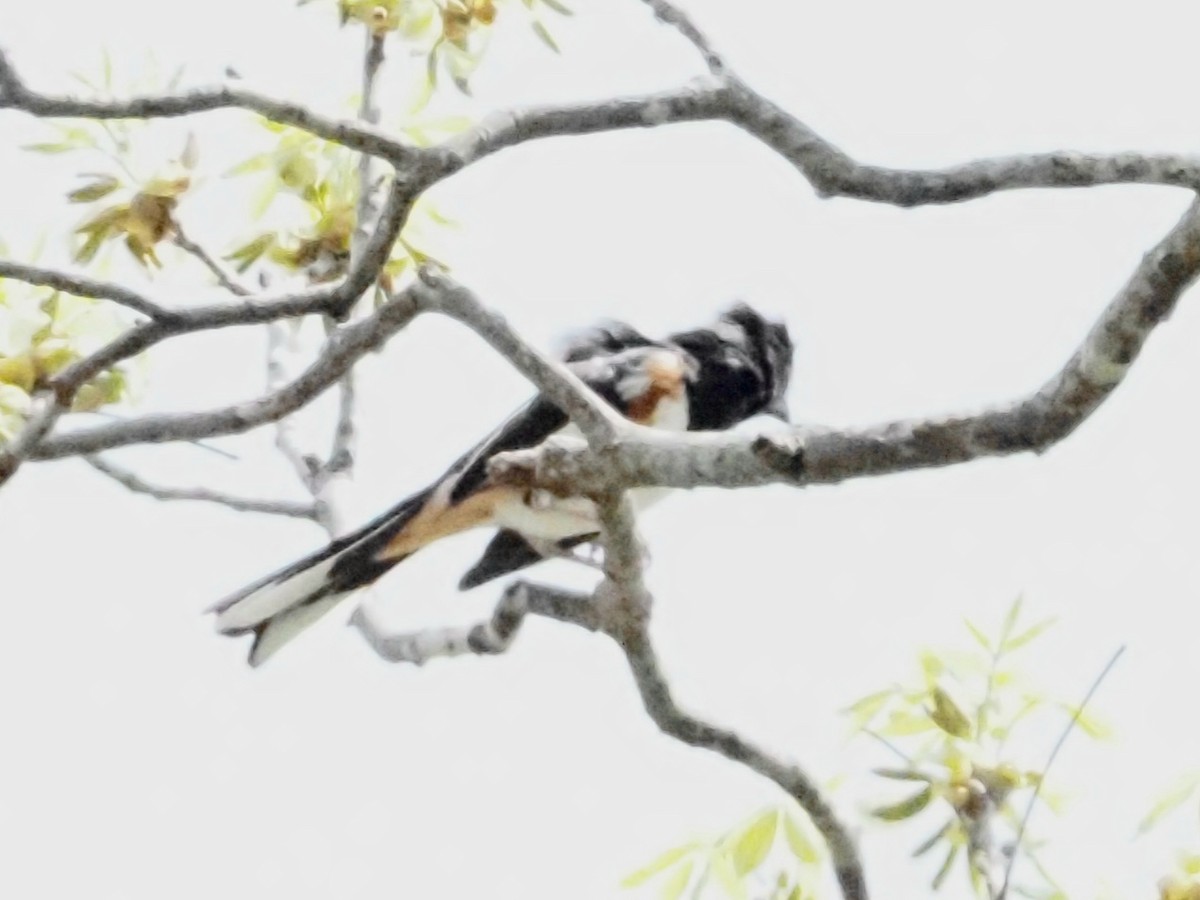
(658, 860, 693, 900)
(919, 650, 944, 684)
(728, 809, 777, 876)
(530, 19, 561, 52)
(1003, 617, 1056, 653)
(873, 768, 932, 782)
(930, 686, 972, 739)
(24, 141, 77, 154)
(1058, 702, 1112, 740)
(621, 844, 699, 888)
(782, 812, 820, 864)
(68, 176, 121, 204)
(871, 785, 933, 822)
(1137, 772, 1200, 835)
(880, 709, 936, 737)
(931, 843, 960, 890)
(963, 619, 993, 653)
(843, 689, 892, 727)
(1000, 595, 1025, 643)
(709, 851, 747, 900)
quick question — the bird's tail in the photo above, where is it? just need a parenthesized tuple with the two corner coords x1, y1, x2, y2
(209, 487, 432, 667)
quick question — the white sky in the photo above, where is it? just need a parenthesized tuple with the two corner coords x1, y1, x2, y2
(2, 0, 1199, 898)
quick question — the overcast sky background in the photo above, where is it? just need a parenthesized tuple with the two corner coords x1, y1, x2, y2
(2, 1, 1199, 898)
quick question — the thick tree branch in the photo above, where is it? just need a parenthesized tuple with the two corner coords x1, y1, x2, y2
(491, 197, 1200, 495)
(84, 455, 317, 519)
(720, 78, 1200, 204)
(446, 81, 1200, 204)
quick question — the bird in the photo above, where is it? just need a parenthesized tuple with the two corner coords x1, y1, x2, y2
(210, 302, 794, 666)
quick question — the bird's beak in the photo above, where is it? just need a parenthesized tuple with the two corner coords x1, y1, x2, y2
(765, 395, 791, 423)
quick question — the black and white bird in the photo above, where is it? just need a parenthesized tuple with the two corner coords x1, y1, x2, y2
(210, 303, 794, 666)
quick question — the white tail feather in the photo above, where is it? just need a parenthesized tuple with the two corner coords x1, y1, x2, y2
(214, 554, 341, 633)
(248, 591, 351, 667)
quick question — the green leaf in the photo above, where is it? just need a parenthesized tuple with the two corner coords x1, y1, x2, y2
(912, 820, 953, 858)
(1000, 594, 1025, 644)
(530, 19, 561, 52)
(426, 42, 441, 90)
(1003, 617, 1056, 653)
(873, 768, 932, 782)
(1057, 702, 1111, 740)
(728, 809, 777, 876)
(963, 619, 993, 653)
(931, 842, 960, 890)
(843, 689, 892, 727)
(224, 233, 276, 273)
(880, 709, 936, 737)
(709, 851, 747, 900)
(22, 142, 75, 155)
(658, 860, 693, 900)
(782, 812, 820, 864)
(538, 0, 573, 14)
(224, 153, 274, 178)
(68, 176, 121, 204)
(929, 686, 972, 739)
(1137, 771, 1200, 835)
(1179, 853, 1200, 876)
(74, 228, 108, 265)
(871, 785, 933, 822)
(918, 650, 944, 684)
(621, 844, 699, 888)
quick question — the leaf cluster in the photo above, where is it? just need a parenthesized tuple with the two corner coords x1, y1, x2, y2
(621, 804, 824, 900)
(845, 597, 1106, 898)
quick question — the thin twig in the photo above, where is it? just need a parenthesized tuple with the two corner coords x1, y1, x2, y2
(84, 455, 317, 519)
(265, 320, 319, 491)
(0, 46, 419, 166)
(0, 259, 175, 321)
(999, 645, 1127, 899)
(637, 0, 727, 74)
(172, 223, 252, 296)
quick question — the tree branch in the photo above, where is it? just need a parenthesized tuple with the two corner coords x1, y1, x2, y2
(172, 223, 253, 296)
(490, 197, 1200, 495)
(350, 576, 867, 900)
(265, 320, 321, 492)
(84, 454, 317, 519)
(0, 46, 419, 166)
(348, 580, 603, 664)
(28, 286, 421, 460)
(637, 0, 727, 75)
(0, 259, 175, 320)
(413, 268, 628, 447)
(0, 176, 413, 484)
(445, 81, 1200, 204)
(618, 626, 867, 900)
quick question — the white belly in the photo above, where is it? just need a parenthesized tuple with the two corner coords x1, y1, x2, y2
(491, 389, 686, 541)
(492, 485, 669, 541)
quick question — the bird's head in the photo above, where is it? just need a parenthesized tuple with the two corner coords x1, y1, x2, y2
(716, 303, 793, 423)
